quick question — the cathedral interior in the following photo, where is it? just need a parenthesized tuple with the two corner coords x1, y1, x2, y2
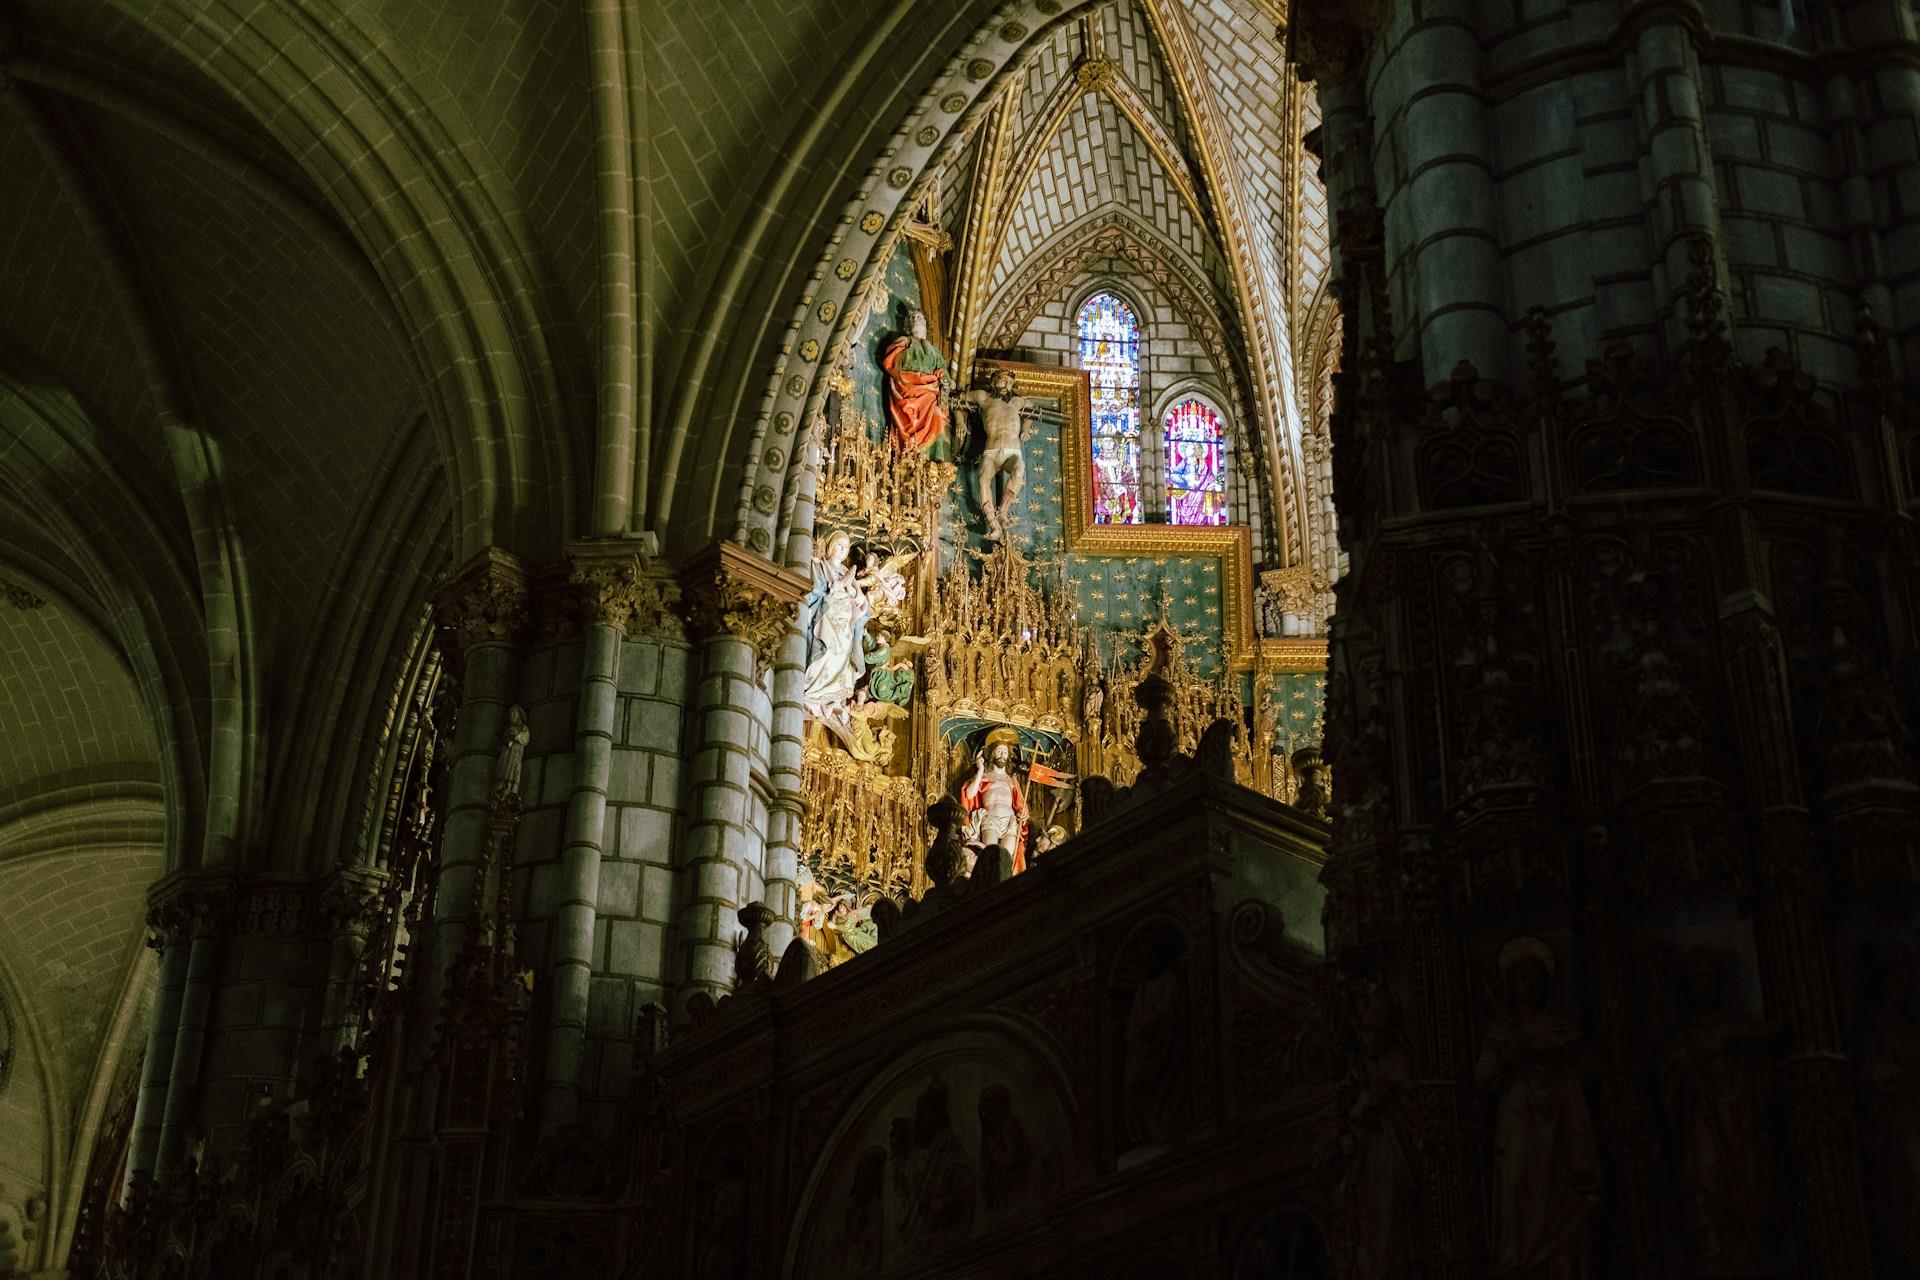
(0, 0, 1917, 1276)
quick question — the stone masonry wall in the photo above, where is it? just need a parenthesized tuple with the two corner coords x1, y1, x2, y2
(513, 631, 691, 1126)
(1357, 0, 1918, 389)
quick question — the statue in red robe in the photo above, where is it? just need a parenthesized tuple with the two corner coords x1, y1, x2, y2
(960, 728, 1028, 872)
(882, 307, 953, 461)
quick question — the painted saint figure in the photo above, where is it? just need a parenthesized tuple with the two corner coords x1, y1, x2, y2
(882, 307, 953, 460)
(956, 368, 1038, 541)
(800, 530, 871, 729)
(960, 727, 1028, 872)
(861, 630, 917, 707)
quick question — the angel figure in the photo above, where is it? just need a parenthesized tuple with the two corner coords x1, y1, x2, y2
(862, 630, 928, 708)
(861, 546, 918, 621)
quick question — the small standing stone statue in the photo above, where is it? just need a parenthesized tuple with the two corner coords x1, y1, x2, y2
(1475, 935, 1601, 1279)
(1660, 946, 1785, 1275)
(495, 705, 530, 800)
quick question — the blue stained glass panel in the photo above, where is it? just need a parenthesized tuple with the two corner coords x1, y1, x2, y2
(1164, 399, 1228, 526)
(1076, 292, 1143, 525)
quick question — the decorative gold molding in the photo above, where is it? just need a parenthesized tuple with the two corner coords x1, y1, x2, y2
(1253, 0, 1290, 30)
(1257, 636, 1329, 673)
(898, 217, 953, 253)
(980, 358, 1258, 669)
(1284, 72, 1305, 338)
(678, 541, 809, 675)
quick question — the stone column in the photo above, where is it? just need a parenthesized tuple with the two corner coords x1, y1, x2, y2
(154, 879, 231, 1175)
(761, 623, 808, 957)
(427, 550, 531, 1048)
(1295, 1, 1906, 1273)
(319, 868, 385, 1048)
(1620, 6, 1724, 345)
(1370, 0, 1506, 383)
(1838, 0, 1920, 370)
(672, 542, 805, 1014)
(537, 541, 668, 1131)
(121, 898, 190, 1194)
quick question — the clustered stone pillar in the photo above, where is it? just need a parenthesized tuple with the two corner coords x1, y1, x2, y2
(537, 543, 665, 1131)
(153, 880, 230, 1174)
(672, 542, 804, 1014)
(1295, 0, 1918, 1274)
(427, 551, 532, 1050)
(121, 895, 193, 1194)
(319, 869, 385, 1048)
(760, 624, 809, 958)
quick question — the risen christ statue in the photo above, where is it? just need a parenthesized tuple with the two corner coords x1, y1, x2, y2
(957, 369, 1038, 542)
(961, 731, 1029, 872)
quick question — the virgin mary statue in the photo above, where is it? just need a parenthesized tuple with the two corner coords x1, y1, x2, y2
(800, 530, 870, 726)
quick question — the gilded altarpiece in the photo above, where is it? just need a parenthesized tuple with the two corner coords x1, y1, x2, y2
(798, 358, 1328, 925)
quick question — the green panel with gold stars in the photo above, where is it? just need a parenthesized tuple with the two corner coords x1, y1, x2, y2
(943, 403, 1230, 676)
(1267, 670, 1327, 753)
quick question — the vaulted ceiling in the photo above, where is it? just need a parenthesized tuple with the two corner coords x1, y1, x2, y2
(921, 0, 1326, 563)
(974, 1, 1236, 319)
(0, 589, 159, 1267)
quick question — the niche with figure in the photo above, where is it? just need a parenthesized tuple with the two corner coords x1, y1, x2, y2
(1108, 920, 1192, 1162)
(1631, 900, 1792, 1278)
(1470, 930, 1602, 1280)
(1837, 904, 1920, 1276)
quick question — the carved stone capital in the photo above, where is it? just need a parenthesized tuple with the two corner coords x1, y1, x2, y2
(677, 542, 807, 675)
(235, 883, 319, 937)
(146, 874, 238, 947)
(318, 868, 389, 933)
(1290, 0, 1374, 84)
(434, 548, 532, 659)
(526, 543, 682, 646)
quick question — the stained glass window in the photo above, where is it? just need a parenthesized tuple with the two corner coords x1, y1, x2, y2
(1076, 292, 1142, 524)
(1164, 398, 1229, 525)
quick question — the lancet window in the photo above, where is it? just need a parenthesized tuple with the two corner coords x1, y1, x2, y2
(1163, 397, 1229, 525)
(1076, 291, 1143, 524)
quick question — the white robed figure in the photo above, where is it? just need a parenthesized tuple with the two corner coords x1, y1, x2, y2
(800, 530, 871, 728)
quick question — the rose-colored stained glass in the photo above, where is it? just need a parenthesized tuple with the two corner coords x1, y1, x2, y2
(1164, 398, 1228, 526)
(1076, 292, 1143, 524)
